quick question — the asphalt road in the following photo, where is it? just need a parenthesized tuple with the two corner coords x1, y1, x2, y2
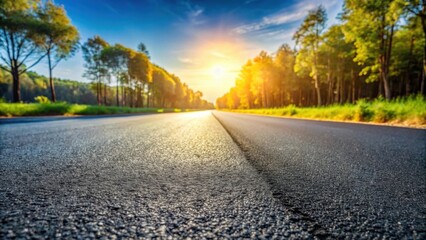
(0, 111, 425, 239)
(213, 111, 426, 239)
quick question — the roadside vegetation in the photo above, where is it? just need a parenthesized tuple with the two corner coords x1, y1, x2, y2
(229, 96, 426, 126)
(0, 102, 190, 117)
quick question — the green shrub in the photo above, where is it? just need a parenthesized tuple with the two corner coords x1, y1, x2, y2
(227, 95, 426, 126)
(355, 99, 373, 121)
(0, 102, 194, 117)
(34, 96, 50, 104)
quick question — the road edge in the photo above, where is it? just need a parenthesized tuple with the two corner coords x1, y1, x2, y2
(218, 110, 426, 130)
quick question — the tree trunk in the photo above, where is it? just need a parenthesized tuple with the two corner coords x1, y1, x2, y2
(262, 80, 267, 108)
(351, 67, 356, 103)
(327, 56, 333, 105)
(382, 74, 391, 100)
(314, 74, 321, 106)
(340, 67, 345, 104)
(421, 68, 425, 94)
(12, 64, 20, 103)
(147, 85, 150, 108)
(130, 87, 134, 107)
(378, 79, 383, 97)
(406, 34, 414, 96)
(140, 83, 145, 108)
(335, 63, 341, 103)
(47, 52, 56, 102)
(405, 74, 411, 96)
(335, 76, 340, 104)
(421, 7, 426, 94)
(136, 84, 141, 107)
(97, 78, 101, 105)
(116, 76, 119, 107)
(103, 82, 107, 105)
(380, 21, 394, 100)
(122, 84, 125, 106)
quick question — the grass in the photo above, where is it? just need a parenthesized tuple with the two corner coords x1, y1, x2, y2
(227, 95, 426, 127)
(0, 102, 192, 117)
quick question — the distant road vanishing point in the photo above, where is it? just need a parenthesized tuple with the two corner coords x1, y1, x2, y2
(1, 111, 425, 238)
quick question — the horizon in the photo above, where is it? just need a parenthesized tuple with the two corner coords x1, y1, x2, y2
(32, 0, 342, 103)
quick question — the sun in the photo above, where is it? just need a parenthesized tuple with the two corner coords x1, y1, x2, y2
(210, 65, 226, 79)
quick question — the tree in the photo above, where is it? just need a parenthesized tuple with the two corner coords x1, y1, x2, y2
(81, 36, 108, 105)
(170, 74, 184, 108)
(252, 51, 274, 108)
(342, 0, 401, 100)
(321, 24, 357, 103)
(38, 0, 79, 102)
(0, 0, 47, 102)
(128, 50, 151, 107)
(235, 60, 254, 109)
(101, 44, 129, 106)
(294, 5, 327, 106)
(394, 0, 426, 93)
(151, 66, 175, 107)
(391, 17, 425, 95)
(137, 42, 150, 59)
(274, 44, 296, 106)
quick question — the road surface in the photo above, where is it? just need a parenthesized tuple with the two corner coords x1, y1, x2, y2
(213, 111, 426, 239)
(0, 111, 425, 239)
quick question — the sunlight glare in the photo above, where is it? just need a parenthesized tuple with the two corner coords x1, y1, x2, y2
(211, 65, 226, 79)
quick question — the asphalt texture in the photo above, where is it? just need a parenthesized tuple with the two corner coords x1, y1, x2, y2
(0, 111, 424, 239)
(0, 111, 310, 239)
(213, 111, 426, 239)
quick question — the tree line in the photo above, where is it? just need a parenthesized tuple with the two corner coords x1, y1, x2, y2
(0, 69, 99, 104)
(216, 0, 425, 109)
(0, 0, 213, 109)
(81, 37, 212, 109)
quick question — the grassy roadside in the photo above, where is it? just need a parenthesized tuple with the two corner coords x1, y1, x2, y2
(0, 102, 193, 117)
(225, 96, 426, 127)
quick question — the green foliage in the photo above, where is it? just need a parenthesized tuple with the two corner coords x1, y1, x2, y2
(0, 0, 82, 103)
(36, 0, 80, 102)
(151, 66, 175, 107)
(81, 35, 109, 82)
(37, 0, 80, 61)
(128, 50, 152, 84)
(0, 102, 196, 117)
(342, 0, 405, 99)
(293, 5, 327, 105)
(34, 95, 50, 103)
(228, 96, 426, 126)
(137, 42, 150, 58)
(0, 69, 98, 104)
(354, 99, 373, 121)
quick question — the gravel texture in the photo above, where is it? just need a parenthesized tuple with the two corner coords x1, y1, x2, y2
(1, 111, 312, 239)
(213, 111, 426, 239)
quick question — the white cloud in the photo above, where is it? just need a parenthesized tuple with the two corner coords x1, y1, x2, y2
(262, 27, 298, 42)
(210, 51, 229, 59)
(180, 0, 205, 25)
(178, 57, 196, 64)
(232, 0, 339, 35)
(189, 8, 203, 18)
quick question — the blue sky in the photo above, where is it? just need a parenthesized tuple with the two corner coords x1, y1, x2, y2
(33, 0, 343, 102)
